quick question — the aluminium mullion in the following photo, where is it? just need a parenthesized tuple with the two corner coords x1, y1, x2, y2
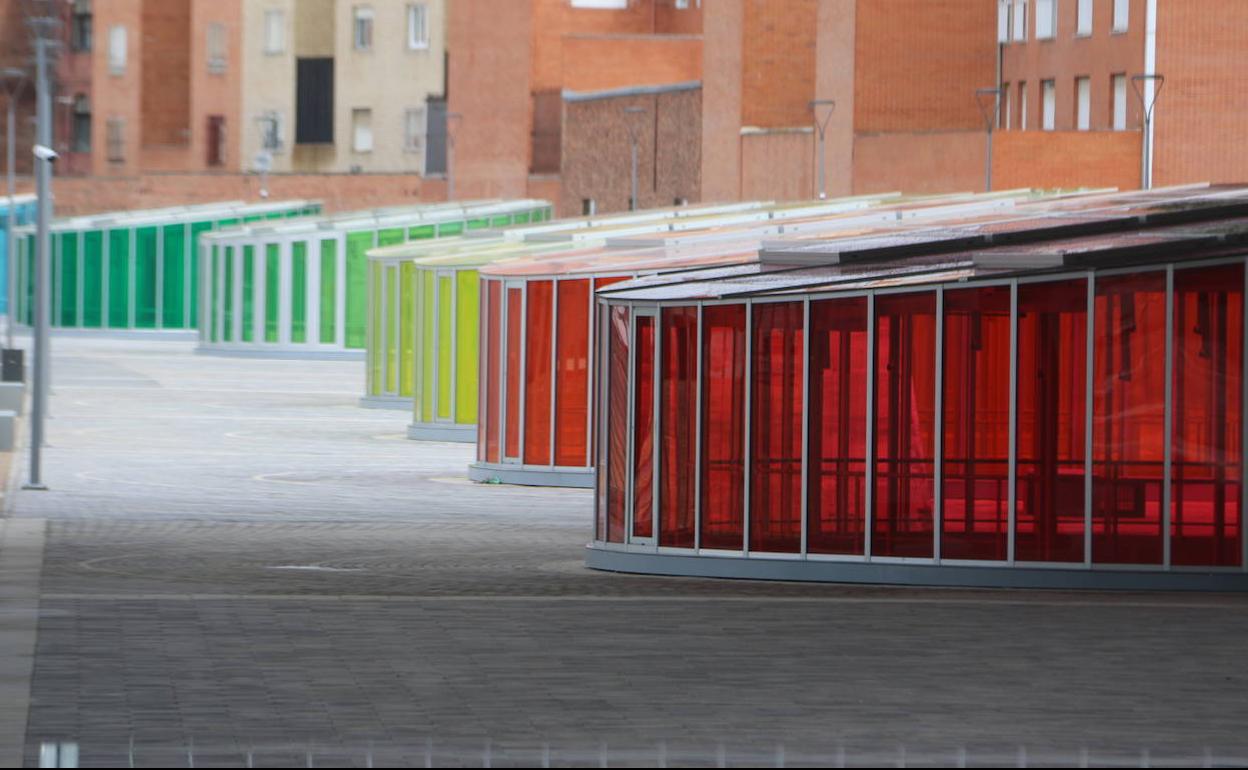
(548, 278, 557, 468)
(307, 239, 321, 348)
(864, 293, 876, 560)
(335, 234, 347, 348)
(280, 239, 294, 346)
(800, 298, 810, 557)
(596, 300, 609, 541)
(101, 231, 110, 332)
(517, 283, 528, 463)
(253, 240, 265, 344)
(585, 279, 596, 468)
(370, 261, 380, 394)
(651, 304, 661, 546)
(128, 229, 136, 328)
(694, 302, 703, 551)
(183, 222, 191, 330)
(429, 271, 439, 406)
(451, 269, 460, 424)
(743, 299, 753, 556)
(155, 226, 163, 330)
(625, 305, 636, 541)
(1163, 266, 1174, 568)
(76, 231, 83, 327)
(1084, 273, 1095, 568)
(1007, 281, 1019, 564)
(933, 288, 944, 562)
(231, 245, 243, 343)
(391, 265, 401, 397)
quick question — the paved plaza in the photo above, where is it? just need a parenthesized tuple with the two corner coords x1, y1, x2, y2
(1, 337, 1247, 767)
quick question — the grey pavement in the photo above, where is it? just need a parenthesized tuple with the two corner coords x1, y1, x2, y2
(2, 336, 1248, 767)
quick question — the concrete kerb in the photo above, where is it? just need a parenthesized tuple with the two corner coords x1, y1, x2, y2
(0, 519, 46, 769)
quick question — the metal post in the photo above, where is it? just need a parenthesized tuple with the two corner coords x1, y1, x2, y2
(809, 100, 835, 200)
(26, 28, 53, 490)
(975, 88, 1002, 193)
(1131, 74, 1165, 190)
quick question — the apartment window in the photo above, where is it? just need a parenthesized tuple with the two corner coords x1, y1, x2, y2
(1012, 0, 1027, 41)
(407, 4, 429, 49)
(1077, 0, 1092, 35)
(674, 0, 689, 8)
(264, 10, 285, 54)
(1112, 74, 1128, 131)
(582, 199, 596, 216)
(1019, 81, 1028, 130)
(1001, 84, 1012, 130)
(71, 95, 91, 153)
(1076, 77, 1091, 130)
(106, 117, 124, 162)
(107, 25, 126, 75)
(570, 0, 628, 8)
(207, 23, 227, 74)
(354, 6, 374, 51)
(404, 107, 426, 153)
(1041, 80, 1056, 130)
(352, 108, 373, 153)
(1113, 0, 1130, 32)
(207, 115, 226, 167)
(71, 0, 92, 52)
(998, 0, 1009, 43)
(259, 111, 284, 152)
(1035, 0, 1056, 39)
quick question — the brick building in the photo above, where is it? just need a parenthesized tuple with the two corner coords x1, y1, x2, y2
(448, 0, 703, 216)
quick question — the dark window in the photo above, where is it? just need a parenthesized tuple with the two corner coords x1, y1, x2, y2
(72, 94, 91, 153)
(206, 115, 225, 166)
(71, 0, 93, 52)
(424, 97, 447, 175)
(530, 90, 561, 174)
(295, 57, 334, 144)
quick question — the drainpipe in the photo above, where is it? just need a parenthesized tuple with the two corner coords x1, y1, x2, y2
(1144, 0, 1158, 187)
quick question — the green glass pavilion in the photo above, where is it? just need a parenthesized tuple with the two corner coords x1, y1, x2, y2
(197, 200, 551, 359)
(12, 199, 321, 332)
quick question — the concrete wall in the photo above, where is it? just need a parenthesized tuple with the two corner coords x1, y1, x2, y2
(241, 0, 297, 174)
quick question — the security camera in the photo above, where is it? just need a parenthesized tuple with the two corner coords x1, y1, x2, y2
(32, 144, 59, 163)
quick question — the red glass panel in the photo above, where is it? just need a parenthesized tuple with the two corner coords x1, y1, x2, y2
(873, 293, 937, 558)
(1093, 272, 1166, 565)
(1172, 264, 1244, 567)
(700, 304, 747, 550)
(750, 302, 804, 553)
(484, 280, 502, 464)
(807, 297, 869, 555)
(504, 287, 523, 459)
(660, 307, 697, 548)
(941, 286, 1011, 561)
(524, 281, 553, 465)
(555, 279, 591, 467)
(633, 315, 655, 539)
(1015, 278, 1088, 563)
(607, 306, 630, 543)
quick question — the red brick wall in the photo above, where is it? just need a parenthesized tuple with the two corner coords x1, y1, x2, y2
(991, 129, 1141, 191)
(92, 0, 143, 177)
(189, 0, 242, 173)
(140, 0, 191, 148)
(1154, 0, 1248, 186)
(740, 130, 814, 201)
(561, 35, 702, 93)
(740, 0, 817, 128)
(699, 0, 744, 201)
(854, 0, 996, 133)
(852, 131, 985, 195)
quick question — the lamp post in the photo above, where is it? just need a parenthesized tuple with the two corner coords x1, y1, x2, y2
(809, 99, 835, 200)
(1130, 73, 1165, 190)
(1, 67, 27, 350)
(975, 87, 1002, 193)
(622, 106, 645, 211)
(445, 112, 461, 201)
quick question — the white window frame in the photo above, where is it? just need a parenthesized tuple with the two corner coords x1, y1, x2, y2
(353, 6, 375, 51)
(1019, 81, 1029, 130)
(352, 108, 374, 153)
(259, 111, 285, 153)
(404, 107, 426, 154)
(107, 25, 126, 75)
(106, 116, 124, 162)
(1112, 74, 1128, 131)
(1075, 76, 1091, 131)
(1012, 0, 1027, 41)
(1041, 79, 1056, 131)
(998, 0, 1010, 43)
(407, 3, 429, 50)
(263, 9, 285, 55)
(1076, 0, 1093, 36)
(207, 22, 227, 74)
(1035, 0, 1056, 39)
(570, 0, 628, 8)
(1113, 0, 1130, 33)
(1002, 84, 1012, 130)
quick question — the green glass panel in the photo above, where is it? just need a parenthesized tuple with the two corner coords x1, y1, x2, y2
(420, 270, 435, 422)
(190, 221, 213, 326)
(512, 212, 531, 224)
(369, 262, 382, 394)
(135, 226, 158, 329)
(242, 245, 254, 341)
(378, 228, 405, 247)
(345, 231, 374, 349)
(490, 215, 511, 227)
(222, 246, 234, 341)
(466, 218, 489, 231)
(320, 239, 336, 344)
(455, 270, 479, 425)
(266, 211, 284, 220)
(385, 265, 398, 394)
(291, 242, 307, 344)
(437, 275, 453, 419)
(437, 221, 463, 237)
(108, 229, 130, 328)
(407, 225, 435, 240)
(243, 215, 263, 223)
(217, 218, 240, 229)
(82, 230, 103, 328)
(59, 233, 78, 327)
(399, 263, 416, 398)
(162, 224, 186, 328)
(265, 244, 279, 343)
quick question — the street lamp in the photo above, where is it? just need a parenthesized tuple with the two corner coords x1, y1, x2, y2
(809, 99, 835, 200)
(975, 87, 1002, 193)
(1, 67, 28, 351)
(622, 106, 645, 211)
(1130, 74, 1165, 190)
